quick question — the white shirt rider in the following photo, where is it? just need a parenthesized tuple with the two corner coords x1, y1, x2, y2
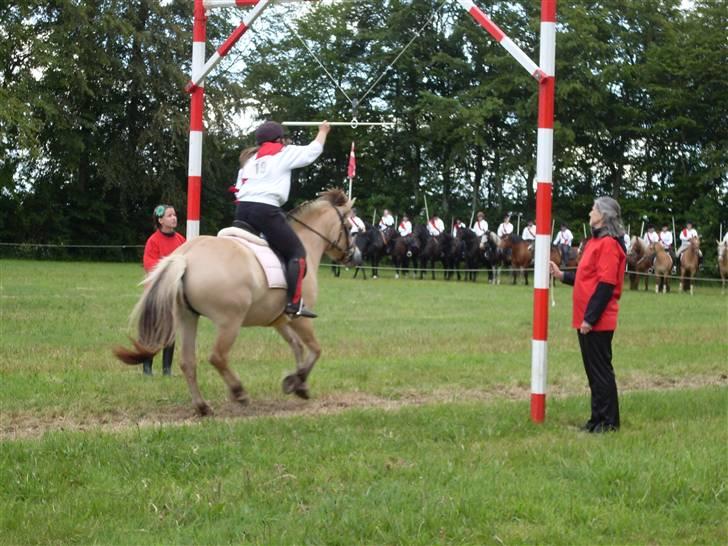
(398, 218, 412, 237)
(452, 220, 466, 238)
(471, 215, 489, 237)
(643, 228, 660, 246)
(427, 216, 445, 236)
(497, 218, 514, 238)
(235, 141, 323, 206)
(553, 227, 574, 246)
(659, 228, 673, 250)
(349, 214, 366, 234)
(379, 211, 394, 231)
(521, 223, 536, 241)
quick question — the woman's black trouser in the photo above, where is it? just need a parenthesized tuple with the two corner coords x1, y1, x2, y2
(577, 330, 620, 428)
(235, 202, 307, 305)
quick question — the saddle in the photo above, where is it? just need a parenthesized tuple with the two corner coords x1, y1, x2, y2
(217, 226, 287, 289)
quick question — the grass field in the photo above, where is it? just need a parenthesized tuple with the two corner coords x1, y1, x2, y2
(1, 259, 726, 544)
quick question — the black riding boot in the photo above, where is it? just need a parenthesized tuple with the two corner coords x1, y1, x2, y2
(162, 344, 174, 376)
(142, 358, 153, 376)
(284, 258, 317, 318)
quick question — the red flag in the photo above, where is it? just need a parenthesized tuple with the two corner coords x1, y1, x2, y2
(347, 141, 356, 179)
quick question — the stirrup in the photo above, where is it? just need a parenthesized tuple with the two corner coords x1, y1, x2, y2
(284, 301, 317, 319)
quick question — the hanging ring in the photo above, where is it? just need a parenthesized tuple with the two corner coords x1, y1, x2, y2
(350, 118, 359, 129)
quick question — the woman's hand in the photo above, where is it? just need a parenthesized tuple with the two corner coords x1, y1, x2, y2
(315, 121, 331, 145)
(549, 260, 563, 280)
(579, 320, 593, 335)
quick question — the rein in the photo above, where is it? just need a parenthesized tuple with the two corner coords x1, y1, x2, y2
(287, 203, 353, 262)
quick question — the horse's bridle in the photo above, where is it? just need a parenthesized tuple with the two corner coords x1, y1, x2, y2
(288, 203, 355, 264)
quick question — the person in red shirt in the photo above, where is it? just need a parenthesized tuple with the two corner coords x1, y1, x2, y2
(550, 197, 627, 433)
(141, 204, 186, 375)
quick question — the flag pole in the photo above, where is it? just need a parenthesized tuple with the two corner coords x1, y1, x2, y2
(423, 194, 430, 222)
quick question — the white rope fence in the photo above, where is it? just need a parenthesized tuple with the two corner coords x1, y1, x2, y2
(2, 242, 724, 284)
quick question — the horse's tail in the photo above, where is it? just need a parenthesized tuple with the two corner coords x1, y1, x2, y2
(113, 254, 188, 365)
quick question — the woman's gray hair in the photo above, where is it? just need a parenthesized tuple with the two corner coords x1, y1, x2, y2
(594, 196, 625, 238)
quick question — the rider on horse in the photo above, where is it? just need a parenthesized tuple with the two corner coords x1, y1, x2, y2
(233, 120, 330, 318)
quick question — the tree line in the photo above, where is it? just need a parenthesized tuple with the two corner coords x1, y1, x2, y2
(1, 0, 726, 267)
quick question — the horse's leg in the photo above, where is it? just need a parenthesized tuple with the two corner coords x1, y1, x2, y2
(208, 319, 249, 406)
(288, 320, 322, 399)
(275, 323, 307, 396)
(525, 267, 529, 286)
(178, 311, 212, 416)
(690, 274, 694, 296)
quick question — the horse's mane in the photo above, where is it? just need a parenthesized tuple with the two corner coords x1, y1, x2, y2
(289, 188, 351, 218)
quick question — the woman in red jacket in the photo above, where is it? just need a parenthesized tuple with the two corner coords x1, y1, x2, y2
(550, 197, 627, 433)
(141, 204, 186, 375)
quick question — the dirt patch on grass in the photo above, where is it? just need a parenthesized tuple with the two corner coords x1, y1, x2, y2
(2, 374, 726, 441)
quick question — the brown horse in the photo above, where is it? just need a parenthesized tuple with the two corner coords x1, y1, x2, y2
(499, 235, 533, 285)
(718, 240, 728, 294)
(549, 244, 579, 287)
(651, 243, 672, 294)
(679, 236, 700, 295)
(114, 189, 360, 415)
(627, 237, 653, 291)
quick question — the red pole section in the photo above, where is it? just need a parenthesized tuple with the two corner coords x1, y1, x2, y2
(185, 0, 272, 92)
(187, 0, 207, 239)
(456, 0, 545, 81)
(531, 0, 556, 423)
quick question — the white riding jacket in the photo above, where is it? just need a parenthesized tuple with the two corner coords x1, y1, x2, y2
(427, 218, 444, 236)
(472, 219, 488, 236)
(553, 229, 573, 246)
(497, 222, 514, 238)
(398, 220, 412, 237)
(659, 230, 673, 249)
(521, 226, 536, 241)
(235, 141, 323, 207)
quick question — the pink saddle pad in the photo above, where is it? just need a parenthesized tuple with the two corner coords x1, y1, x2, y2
(217, 227, 286, 289)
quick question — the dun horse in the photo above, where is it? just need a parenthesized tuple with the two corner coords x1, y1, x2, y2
(718, 240, 728, 294)
(114, 189, 360, 415)
(651, 243, 672, 294)
(679, 236, 700, 295)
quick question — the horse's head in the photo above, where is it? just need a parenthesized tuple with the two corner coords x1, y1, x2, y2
(691, 236, 701, 249)
(291, 189, 361, 266)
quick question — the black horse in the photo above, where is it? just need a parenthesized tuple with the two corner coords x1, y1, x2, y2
(417, 226, 453, 280)
(353, 225, 397, 279)
(459, 228, 483, 282)
(479, 231, 499, 284)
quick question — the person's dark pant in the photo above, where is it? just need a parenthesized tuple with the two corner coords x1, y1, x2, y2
(235, 202, 307, 305)
(560, 244, 571, 267)
(143, 343, 174, 376)
(577, 331, 620, 429)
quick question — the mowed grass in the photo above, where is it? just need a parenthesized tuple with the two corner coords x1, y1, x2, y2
(0, 259, 727, 544)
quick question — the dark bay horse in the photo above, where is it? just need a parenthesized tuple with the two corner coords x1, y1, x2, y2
(114, 189, 360, 415)
(479, 231, 499, 283)
(499, 234, 533, 285)
(391, 232, 421, 278)
(627, 237, 653, 291)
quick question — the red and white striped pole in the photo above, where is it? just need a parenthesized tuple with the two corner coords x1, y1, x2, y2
(187, 0, 207, 239)
(531, 0, 556, 423)
(456, 0, 547, 81)
(185, 0, 272, 93)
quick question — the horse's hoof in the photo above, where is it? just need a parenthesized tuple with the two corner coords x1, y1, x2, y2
(282, 374, 302, 395)
(230, 385, 250, 406)
(197, 403, 214, 417)
(294, 385, 310, 400)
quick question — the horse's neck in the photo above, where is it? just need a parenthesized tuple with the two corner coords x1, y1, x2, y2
(292, 213, 332, 271)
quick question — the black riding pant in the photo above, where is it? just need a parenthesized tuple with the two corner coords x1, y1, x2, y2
(235, 202, 307, 304)
(577, 330, 620, 428)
